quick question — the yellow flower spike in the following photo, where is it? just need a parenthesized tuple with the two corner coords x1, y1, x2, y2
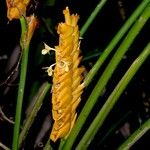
(49, 7, 85, 142)
(41, 43, 56, 55)
(6, 0, 30, 21)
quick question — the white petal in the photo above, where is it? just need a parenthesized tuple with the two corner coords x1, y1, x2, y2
(42, 49, 48, 55)
(44, 43, 51, 51)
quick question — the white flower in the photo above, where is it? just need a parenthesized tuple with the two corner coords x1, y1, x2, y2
(41, 43, 55, 55)
(58, 61, 71, 72)
(42, 63, 56, 76)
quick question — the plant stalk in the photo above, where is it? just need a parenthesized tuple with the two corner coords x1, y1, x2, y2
(85, 0, 150, 86)
(76, 42, 150, 149)
(12, 16, 28, 150)
(118, 119, 150, 150)
(80, 0, 108, 36)
(43, 139, 53, 150)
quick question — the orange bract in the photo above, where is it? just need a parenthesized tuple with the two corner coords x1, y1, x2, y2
(26, 15, 38, 45)
(50, 7, 84, 142)
(6, 0, 30, 21)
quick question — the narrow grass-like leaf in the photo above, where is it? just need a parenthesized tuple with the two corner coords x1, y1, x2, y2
(19, 82, 51, 148)
(76, 41, 150, 149)
(118, 119, 150, 150)
(63, 4, 150, 149)
(43, 138, 53, 150)
(80, 0, 109, 36)
(85, 0, 150, 86)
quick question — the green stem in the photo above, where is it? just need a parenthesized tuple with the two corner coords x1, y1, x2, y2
(118, 119, 150, 150)
(80, 0, 108, 36)
(43, 139, 53, 150)
(63, 5, 150, 150)
(58, 139, 66, 150)
(12, 17, 28, 150)
(85, 0, 150, 86)
(76, 42, 150, 149)
(19, 82, 51, 148)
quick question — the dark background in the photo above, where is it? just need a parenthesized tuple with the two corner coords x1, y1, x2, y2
(0, 0, 150, 149)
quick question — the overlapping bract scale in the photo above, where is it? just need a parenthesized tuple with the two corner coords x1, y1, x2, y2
(50, 7, 84, 142)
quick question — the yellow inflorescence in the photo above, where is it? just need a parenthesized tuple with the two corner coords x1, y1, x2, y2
(6, 0, 30, 21)
(50, 7, 85, 142)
